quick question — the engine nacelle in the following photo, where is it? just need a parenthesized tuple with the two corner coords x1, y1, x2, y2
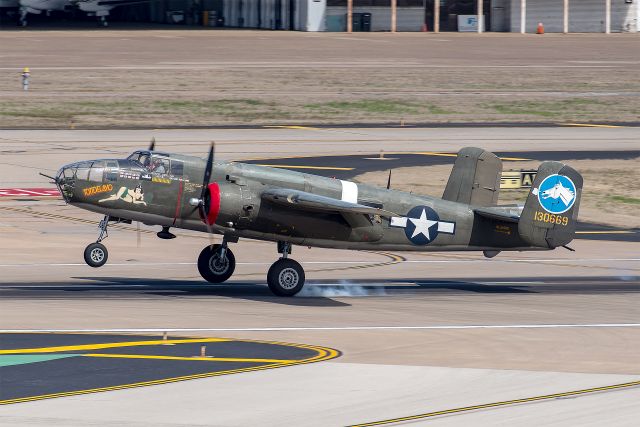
(200, 182, 253, 228)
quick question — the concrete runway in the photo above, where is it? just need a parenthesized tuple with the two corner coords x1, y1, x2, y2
(1, 126, 638, 186)
(0, 127, 639, 426)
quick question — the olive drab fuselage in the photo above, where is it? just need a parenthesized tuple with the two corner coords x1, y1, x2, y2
(55, 150, 546, 252)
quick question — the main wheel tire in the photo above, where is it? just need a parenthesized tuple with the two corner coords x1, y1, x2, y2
(84, 243, 108, 268)
(197, 244, 236, 283)
(267, 258, 305, 297)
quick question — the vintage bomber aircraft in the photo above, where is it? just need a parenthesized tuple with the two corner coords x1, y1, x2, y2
(47, 143, 582, 296)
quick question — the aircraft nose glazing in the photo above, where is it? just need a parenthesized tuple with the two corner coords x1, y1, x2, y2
(56, 164, 75, 202)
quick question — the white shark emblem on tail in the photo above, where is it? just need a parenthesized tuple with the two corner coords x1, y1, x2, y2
(541, 182, 575, 206)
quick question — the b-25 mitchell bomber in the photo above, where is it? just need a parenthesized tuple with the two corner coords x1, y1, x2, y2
(46, 143, 582, 296)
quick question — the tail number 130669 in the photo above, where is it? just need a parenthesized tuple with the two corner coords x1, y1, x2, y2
(534, 211, 569, 226)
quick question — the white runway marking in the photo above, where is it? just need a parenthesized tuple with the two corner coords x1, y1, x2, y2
(2, 324, 640, 333)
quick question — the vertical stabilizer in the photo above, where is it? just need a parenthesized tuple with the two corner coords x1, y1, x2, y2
(518, 162, 583, 248)
(442, 147, 502, 206)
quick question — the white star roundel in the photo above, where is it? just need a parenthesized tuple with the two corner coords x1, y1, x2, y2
(390, 206, 455, 245)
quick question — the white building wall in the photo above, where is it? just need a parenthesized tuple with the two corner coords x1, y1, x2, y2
(326, 6, 423, 31)
(510, 0, 638, 33)
(298, 0, 326, 31)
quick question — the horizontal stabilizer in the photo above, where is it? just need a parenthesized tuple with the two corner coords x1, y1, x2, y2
(474, 206, 522, 223)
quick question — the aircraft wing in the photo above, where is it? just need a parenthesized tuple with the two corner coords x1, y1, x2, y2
(262, 188, 397, 218)
(473, 206, 522, 223)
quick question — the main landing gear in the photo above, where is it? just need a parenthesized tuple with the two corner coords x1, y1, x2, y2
(267, 242, 305, 297)
(197, 239, 236, 283)
(84, 215, 110, 268)
(196, 239, 306, 297)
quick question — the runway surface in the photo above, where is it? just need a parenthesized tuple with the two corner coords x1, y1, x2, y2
(0, 127, 638, 426)
(1, 127, 638, 187)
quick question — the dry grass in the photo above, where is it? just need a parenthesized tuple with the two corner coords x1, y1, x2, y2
(2, 68, 639, 128)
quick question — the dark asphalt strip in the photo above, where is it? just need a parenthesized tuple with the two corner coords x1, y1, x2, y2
(245, 151, 640, 180)
(0, 277, 637, 300)
(0, 333, 337, 404)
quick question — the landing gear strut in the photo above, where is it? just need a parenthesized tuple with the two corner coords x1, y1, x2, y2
(197, 238, 235, 283)
(267, 241, 305, 297)
(84, 215, 109, 268)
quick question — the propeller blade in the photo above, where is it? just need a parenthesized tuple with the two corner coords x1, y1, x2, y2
(200, 142, 215, 201)
(136, 221, 141, 248)
(148, 137, 156, 151)
(387, 169, 392, 190)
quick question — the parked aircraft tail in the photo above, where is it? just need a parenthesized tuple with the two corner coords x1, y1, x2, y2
(518, 161, 583, 248)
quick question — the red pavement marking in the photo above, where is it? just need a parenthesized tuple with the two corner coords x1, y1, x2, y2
(0, 188, 60, 197)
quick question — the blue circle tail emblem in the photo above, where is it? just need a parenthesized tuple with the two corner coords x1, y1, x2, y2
(537, 174, 577, 214)
(404, 206, 440, 245)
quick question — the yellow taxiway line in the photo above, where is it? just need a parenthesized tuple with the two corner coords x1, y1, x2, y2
(254, 164, 354, 171)
(0, 338, 229, 355)
(0, 335, 340, 406)
(562, 123, 626, 128)
(83, 353, 296, 363)
(263, 125, 321, 130)
(349, 379, 640, 426)
(415, 152, 530, 161)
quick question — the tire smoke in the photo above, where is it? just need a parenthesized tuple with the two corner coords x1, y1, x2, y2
(297, 280, 387, 297)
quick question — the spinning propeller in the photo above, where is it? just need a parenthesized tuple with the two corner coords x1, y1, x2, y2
(198, 142, 218, 225)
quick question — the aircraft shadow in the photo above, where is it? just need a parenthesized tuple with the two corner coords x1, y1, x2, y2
(4, 276, 636, 307)
(71, 277, 352, 307)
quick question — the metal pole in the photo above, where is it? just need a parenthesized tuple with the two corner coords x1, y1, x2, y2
(605, 0, 611, 34)
(563, 0, 569, 33)
(347, 0, 352, 33)
(520, 0, 526, 34)
(434, 0, 440, 33)
(477, 0, 483, 33)
(391, 0, 397, 33)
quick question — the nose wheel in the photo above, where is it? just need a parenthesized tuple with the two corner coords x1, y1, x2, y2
(84, 215, 110, 268)
(267, 241, 305, 296)
(84, 243, 108, 268)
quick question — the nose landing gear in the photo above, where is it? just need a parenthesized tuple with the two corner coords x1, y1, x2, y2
(84, 215, 110, 268)
(267, 242, 305, 297)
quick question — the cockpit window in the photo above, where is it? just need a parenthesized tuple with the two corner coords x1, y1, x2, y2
(89, 161, 105, 182)
(127, 151, 151, 169)
(170, 160, 184, 177)
(150, 156, 170, 174)
(75, 162, 92, 180)
(105, 161, 119, 182)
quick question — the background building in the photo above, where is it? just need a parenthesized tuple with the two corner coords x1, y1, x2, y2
(1, 0, 638, 32)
